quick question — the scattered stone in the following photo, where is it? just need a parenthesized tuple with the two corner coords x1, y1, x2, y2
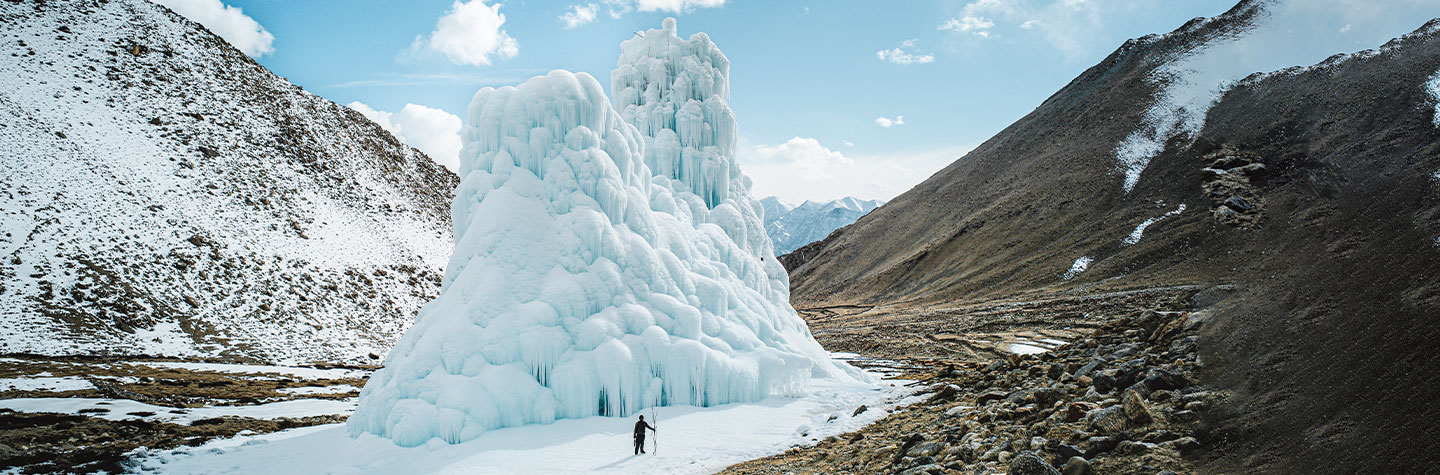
(1122, 389, 1152, 423)
(930, 384, 961, 403)
(907, 441, 947, 458)
(1087, 406, 1128, 435)
(1008, 451, 1061, 475)
(1223, 195, 1253, 212)
(852, 405, 868, 417)
(1083, 436, 1118, 457)
(977, 390, 1009, 405)
(900, 463, 945, 475)
(1060, 456, 1091, 475)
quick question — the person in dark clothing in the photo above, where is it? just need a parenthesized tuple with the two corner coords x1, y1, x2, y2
(633, 415, 656, 454)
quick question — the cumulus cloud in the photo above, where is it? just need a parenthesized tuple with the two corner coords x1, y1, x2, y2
(939, 15, 995, 37)
(752, 137, 854, 179)
(560, 3, 598, 28)
(635, 0, 726, 12)
(149, 0, 274, 57)
(349, 102, 463, 173)
(414, 0, 518, 66)
(561, 0, 723, 25)
(876, 39, 935, 64)
(875, 115, 905, 128)
(740, 138, 970, 202)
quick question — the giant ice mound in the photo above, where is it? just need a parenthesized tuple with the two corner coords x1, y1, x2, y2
(347, 19, 855, 447)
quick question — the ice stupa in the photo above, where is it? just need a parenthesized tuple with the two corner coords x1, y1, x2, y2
(347, 19, 856, 447)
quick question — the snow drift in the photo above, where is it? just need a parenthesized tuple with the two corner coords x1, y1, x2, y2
(348, 19, 853, 447)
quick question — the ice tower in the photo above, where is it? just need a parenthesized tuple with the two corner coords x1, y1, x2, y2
(346, 20, 855, 447)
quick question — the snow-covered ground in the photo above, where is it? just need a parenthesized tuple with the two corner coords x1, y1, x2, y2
(0, 397, 355, 424)
(132, 362, 914, 475)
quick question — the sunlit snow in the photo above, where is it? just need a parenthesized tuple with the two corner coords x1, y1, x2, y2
(1062, 256, 1093, 281)
(1115, 1, 1440, 192)
(1123, 204, 1187, 246)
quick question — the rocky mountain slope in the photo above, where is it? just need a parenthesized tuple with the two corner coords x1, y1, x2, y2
(786, 1, 1440, 472)
(0, 0, 458, 365)
(761, 196, 883, 255)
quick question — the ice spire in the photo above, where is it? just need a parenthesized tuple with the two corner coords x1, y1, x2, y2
(347, 60, 854, 445)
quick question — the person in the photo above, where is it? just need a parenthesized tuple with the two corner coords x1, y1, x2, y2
(633, 415, 656, 454)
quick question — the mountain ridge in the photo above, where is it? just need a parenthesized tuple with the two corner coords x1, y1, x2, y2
(0, 0, 459, 365)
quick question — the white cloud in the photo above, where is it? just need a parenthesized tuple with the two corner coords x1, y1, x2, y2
(939, 15, 995, 37)
(415, 0, 518, 67)
(563, 0, 722, 26)
(875, 115, 905, 128)
(349, 102, 463, 173)
(842, 140, 856, 147)
(149, 0, 274, 57)
(752, 137, 854, 179)
(560, 3, 598, 29)
(939, 0, 1168, 60)
(876, 39, 935, 64)
(741, 138, 970, 202)
(635, 0, 725, 12)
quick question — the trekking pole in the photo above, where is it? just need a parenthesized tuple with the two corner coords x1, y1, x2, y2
(651, 406, 658, 455)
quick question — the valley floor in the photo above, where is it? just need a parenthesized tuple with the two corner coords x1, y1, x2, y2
(720, 285, 1221, 475)
(0, 285, 1219, 474)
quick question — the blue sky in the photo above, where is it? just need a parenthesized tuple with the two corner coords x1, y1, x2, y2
(157, 0, 1269, 201)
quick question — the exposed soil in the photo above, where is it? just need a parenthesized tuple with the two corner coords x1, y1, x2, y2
(0, 410, 344, 475)
(0, 356, 368, 474)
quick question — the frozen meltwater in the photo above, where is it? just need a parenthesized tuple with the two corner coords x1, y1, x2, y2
(347, 19, 860, 447)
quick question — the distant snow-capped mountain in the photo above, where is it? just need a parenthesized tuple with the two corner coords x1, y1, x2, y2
(0, 0, 457, 364)
(761, 197, 883, 256)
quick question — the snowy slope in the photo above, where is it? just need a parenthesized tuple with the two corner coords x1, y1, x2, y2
(761, 196, 884, 255)
(349, 19, 857, 447)
(0, 0, 457, 364)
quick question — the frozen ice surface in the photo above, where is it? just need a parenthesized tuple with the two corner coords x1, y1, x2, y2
(139, 373, 906, 475)
(349, 21, 857, 446)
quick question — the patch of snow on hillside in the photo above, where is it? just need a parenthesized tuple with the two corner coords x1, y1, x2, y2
(1063, 256, 1093, 281)
(1428, 69, 1440, 126)
(1123, 204, 1186, 246)
(1115, 1, 1440, 192)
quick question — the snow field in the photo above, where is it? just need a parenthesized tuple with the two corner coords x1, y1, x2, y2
(136, 366, 911, 475)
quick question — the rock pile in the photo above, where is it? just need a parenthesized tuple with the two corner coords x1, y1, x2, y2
(721, 305, 1221, 475)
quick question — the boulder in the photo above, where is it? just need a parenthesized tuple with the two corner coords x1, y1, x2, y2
(1087, 406, 1129, 435)
(899, 464, 945, 475)
(1008, 451, 1061, 475)
(1122, 389, 1153, 423)
(1060, 456, 1091, 475)
(906, 441, 947, 458)
(929, 384, 961, 403)
(852, 405, 868, 417)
